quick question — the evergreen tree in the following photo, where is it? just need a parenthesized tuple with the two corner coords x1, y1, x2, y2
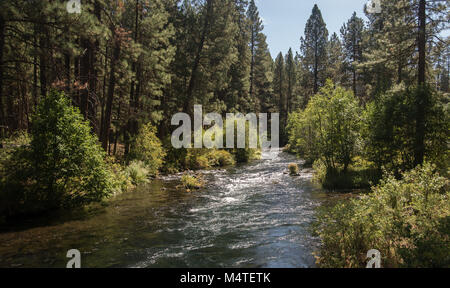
(300, 4, 329, 96)
(340, 12, 365, 97)
(253, 33, 273, 113)
(247, 0, 263, 103)
(326, 33, 345, 87)
(285, 48, 296, 114)
(226, 0, 251, 113)
(273, 53, 287, 144)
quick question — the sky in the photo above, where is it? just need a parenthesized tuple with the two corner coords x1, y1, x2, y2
(256, 0, 371, 57)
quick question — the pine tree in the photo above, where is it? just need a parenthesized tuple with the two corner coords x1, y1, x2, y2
(340, 12, 365, 97)
(326, 33, 345, 87)
(300, 4, 329, 96)
(273, 52, 287, 144)
(253, 33, 273, 113)
(361, 0, 416, 94)
(226, 0, 251, 113)
(247, 0, 263, 103)
(285, 48, 296, 114)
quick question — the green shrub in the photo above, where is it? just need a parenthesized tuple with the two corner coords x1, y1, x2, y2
(235, 148, 261, 163)
(125, 161, 150, 186)
(207, 150, 235, 167)
(312, 159, 380, 190)
(0, 91, 114, 217)
(107, 158, 134, 195)
(161, 136, 187, 173)
(181, 173, 205, 190)
(287, 80, 361, 171)
(362, 84, 449, 173)
(0, 132, 31, 177)
(314, 163, 449, 268)
(288, 163, 299, 176)
(184, 149, 235, 170)
(185, 149, 210, 170)
(129, 123, 166, 176)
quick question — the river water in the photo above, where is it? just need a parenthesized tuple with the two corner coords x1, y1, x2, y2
(0, 150, 330, 268)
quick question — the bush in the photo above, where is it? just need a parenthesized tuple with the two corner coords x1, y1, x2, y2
(181, 173, 205, 190)
(235, 147, 261, 163)
(314, 163, 449, 268)
(125, 161, 150, 186)
(312, 158, 380, 190)
(288, 163, 299, 176)
(161, 136, 187, 173)
(107, 158, 134, 196)
(0, 132, 31, 175)
(362, 84, 449, 173)
(185, 149, 210, 170)
(0, 91, 114, 217)
(129, 123, 166, 176)
(207, 150, 235, 167)
(184, 149, 235, 170)
(287, 80, 361, 172)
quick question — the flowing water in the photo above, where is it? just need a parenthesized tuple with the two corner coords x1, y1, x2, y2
(0, 150, 330, 268)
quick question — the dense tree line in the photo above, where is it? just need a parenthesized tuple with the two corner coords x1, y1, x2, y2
(284, 1, 449, 167)
(0, 0, 448, 150)
(0, 0, 275, 150)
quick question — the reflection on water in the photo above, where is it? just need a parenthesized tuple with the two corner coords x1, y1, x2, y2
(0, 150, 329, 268)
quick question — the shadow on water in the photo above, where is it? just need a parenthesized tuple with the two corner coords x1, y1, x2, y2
(0, 150, 336, 268)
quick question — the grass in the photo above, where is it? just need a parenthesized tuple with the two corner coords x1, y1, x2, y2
(313, 158, 381, 191)
(125, 161, 150, 186)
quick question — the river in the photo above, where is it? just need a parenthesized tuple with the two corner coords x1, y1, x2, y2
(0, 150, 330, 268)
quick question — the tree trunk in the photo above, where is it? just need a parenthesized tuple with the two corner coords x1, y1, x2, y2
(39, 31, 48, 99)
(0, 15, 5, 128)
(414, 0, 426, 166)
(249, 28, 255, 100)
(79, 2, 100, 132)
(125, 0, 140, 155)
(313, 49, 318, 94)
(101, 38, 120, 151)
(184, 0, 214, 116)
(33, 26, 39, 111)
(79, 37, 90, 119)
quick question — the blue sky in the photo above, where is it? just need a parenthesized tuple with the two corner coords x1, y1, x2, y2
(256, 0, 370, 57)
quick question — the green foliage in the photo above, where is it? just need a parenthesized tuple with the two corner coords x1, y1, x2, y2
(185, 149, 235, 170)
(0, 92, 113, 217)
(288, 163, 299, 176)
(288, 80, 361, 171)
(186, 149, 211, 170)
(107, 158, 134, 196)
(181, 173, 205, 190)
(312, 158, 380, 190)
(314, 163, 449, 268)
(300, 4, 329, 94)
(340, 12, 364, 97)
(207, 150, 235, 167)
(0, 132, 30, 171)
(362, 84, 449, 173)
(125, 161, 150, 186)
(129, 123, 166, 177)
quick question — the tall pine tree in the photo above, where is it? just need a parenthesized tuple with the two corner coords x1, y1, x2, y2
(300, 4, 328, 98)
